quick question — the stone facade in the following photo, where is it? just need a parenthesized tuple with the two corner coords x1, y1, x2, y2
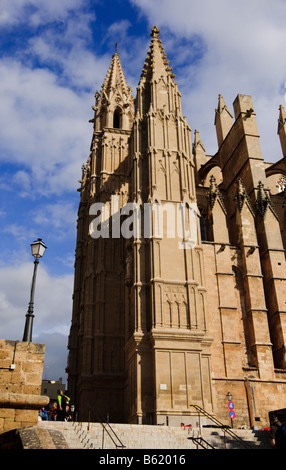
(0, 340, 49, 434)
(67, 26, 286, 428)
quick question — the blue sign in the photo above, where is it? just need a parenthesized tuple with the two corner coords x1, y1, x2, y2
(228, 401, 234, 410)
(229, 410, 235, 419)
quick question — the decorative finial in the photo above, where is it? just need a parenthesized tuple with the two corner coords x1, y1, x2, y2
(151, 26, 160, 38)
(207, 175, 226, 213)
(256, 181, 272, 218)
(115, 42, 118, 54)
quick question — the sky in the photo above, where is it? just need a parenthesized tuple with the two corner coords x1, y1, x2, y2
(0, 0, 286, 387)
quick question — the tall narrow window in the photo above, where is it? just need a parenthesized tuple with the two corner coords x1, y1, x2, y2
(100, 107, 107, 129)
(113, 107, 121, 128)
(199, 207, 213, 241)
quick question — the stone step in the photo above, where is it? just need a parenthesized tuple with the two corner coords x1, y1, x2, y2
(32, 420, 271, 450)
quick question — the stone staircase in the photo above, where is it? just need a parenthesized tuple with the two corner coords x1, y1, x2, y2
(191, 426, 272, 449)
(22, 420, 270, 450)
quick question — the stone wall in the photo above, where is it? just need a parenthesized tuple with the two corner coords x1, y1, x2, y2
(0, 339, 49, 434)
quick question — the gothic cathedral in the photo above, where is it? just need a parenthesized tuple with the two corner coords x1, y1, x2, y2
(67, 26, 286, 427)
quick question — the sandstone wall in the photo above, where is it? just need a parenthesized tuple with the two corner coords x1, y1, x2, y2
(0, 339, 49, 434)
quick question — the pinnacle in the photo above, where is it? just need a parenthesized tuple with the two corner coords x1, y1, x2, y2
(216, 94, 232, 116)
(193, 129, 205, 152)
(101, 51, 130, 97)
(139, 26, 175, 83)
(150, 25, 160, 38)
(217, 94, 225, 113)
(278, 104, 286, 125)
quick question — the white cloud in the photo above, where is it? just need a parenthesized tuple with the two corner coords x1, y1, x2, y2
(0, 261, 72, 337)
(0, 59, 92, 194)
(0, 4, 116, 197)
(32, 201, 77, 240)
(12, 170, 32, 197)
(0, 260, 73, 380)
(0, 0, 87, 27)
(2, 223, 35, 241)
(28, 36, 110, 91)
(25, 10, 110, 91)
(105, 19, 132, 40)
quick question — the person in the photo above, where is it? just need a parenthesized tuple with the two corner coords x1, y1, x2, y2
(270, 415, 286, 449)
(57, 389, 70, 421)
(65, 404, 72, 422)
(39, 407, 48, 421)
(49, 402, 57, 421)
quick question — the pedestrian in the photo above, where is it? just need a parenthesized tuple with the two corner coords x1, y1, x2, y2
(65, 403, 72, 422)
(270, 415, 286, 449)
(39, 407, 48, 421)
(50, 402, 57, 421)
(57, 389, 70, 421)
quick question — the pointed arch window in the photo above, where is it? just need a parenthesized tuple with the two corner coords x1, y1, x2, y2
(100, 107, 107, 129)
(199, 206, 213, 242)
(113, 107, 122, 129)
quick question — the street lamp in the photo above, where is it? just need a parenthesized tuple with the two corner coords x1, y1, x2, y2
(22, 238, 47, 342)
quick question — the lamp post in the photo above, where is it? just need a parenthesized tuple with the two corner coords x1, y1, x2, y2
(22, 238, 47, 342)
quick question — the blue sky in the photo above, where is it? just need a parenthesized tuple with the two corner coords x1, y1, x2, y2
(0, 0, 286, 386)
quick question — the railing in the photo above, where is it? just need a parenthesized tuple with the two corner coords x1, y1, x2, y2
(189, 435, 215, 449)
(100, 421, 125, 449)
(190, 404, 254, 449)
(73, 418, 125, 449)
(73, 421, 94, 449)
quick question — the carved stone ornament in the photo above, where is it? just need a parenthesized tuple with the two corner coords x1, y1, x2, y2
(256, 181, 272, 218)
(234, 177, 255, 216)
(207, 175, 226, 213)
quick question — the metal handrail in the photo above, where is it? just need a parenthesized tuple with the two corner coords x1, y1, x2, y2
(101, 421, 125, 449)
(91, 412, 126, 449)
(188, 435, 216, 449)
(74, 415, 125, 449)
(190, 404, 254, 449)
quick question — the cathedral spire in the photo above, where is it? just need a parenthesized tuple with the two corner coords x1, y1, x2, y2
(93, 51, 133, 131)
(101, 50, 130, 97)
(139, 25, 175, 84)
(136, 26, 182, 118)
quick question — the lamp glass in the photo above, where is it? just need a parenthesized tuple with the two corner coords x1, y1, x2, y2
(31, 238, 47, 259)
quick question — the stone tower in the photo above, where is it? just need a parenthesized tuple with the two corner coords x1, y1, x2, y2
(124, 25, 212, 424)
(67, 49, 134, 422)
(68, 27, 286, 428)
